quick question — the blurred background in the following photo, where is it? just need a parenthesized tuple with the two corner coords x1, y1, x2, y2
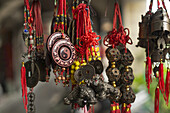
(0, 0, 170, 113)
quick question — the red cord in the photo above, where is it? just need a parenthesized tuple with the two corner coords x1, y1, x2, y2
(121, 103, 126, 113)
(103, 2, 132, 50)
(157, 0, 160, 9)
(115, 103, 120, 113)
(21, 63, 28, 113)
(125, 104, 131, 113)
(63, 0, 67, 31)
(149, 0, 153, 12)
(165, 68, 170, 106)
(110, 102, 116, 113)
(74, 4, 101, 63)
(159, 62, 165, 94)
(154, 86, 160, 113)
(145, 57, 152, 93)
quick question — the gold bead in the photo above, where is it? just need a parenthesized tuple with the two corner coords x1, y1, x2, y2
(75, 61, 80, 66)
(22, 62, 25, 67)
(92, 52, 95, 56)
(113, 81, 116, 87)
(75, 66, 79, 70)
(111, 65, 115, 68)
(98, 57, 101, 60)
(111, 62, 115, 65)
(123, 103, 126, 107)
(126, 85, 130, 91)
(58, 76, 61, 80)
(71, 65, 75, 69)
(97, 52, 100, 56)
(71, 70, 74, 74)
(116, 105, 119, 110)
(96, 47, 99, 52)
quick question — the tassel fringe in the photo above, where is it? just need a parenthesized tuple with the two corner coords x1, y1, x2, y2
(165, 68, 170, 106)
(21, 62, 28, 112)
(154, 86, 159, 113)
(145, 57, 152, 93)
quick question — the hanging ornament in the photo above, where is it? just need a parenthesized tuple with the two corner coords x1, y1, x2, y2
(103, 2, 135, 113)
(136, 0, 170, 112)
(21, 0, 45, 112)
(45, 0, 76, 86)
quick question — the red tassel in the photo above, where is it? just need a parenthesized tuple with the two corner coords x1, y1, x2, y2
(21, 62, 28, 112)
(159, 62, 165, 94)
(165, 68, 170, 106)
(125, 104, 131, 113)
(115, 103, 120, 113)
(110, 102, 116, 113)
(88, 106, 91, 113)
(93, 105, 94, 113)
(84, 105, 88, 113)
(154, 86, 159, 113)
(121, 103, 126, 113)
(145, 57, 152, 93)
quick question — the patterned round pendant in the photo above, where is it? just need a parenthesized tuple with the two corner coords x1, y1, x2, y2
(46, 32, 70, 52)
(52, 39, 76, 67)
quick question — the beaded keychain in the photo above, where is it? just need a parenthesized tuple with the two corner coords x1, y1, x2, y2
(136, 0, 170, 112)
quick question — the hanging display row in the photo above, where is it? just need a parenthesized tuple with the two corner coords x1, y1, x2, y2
(20, 0, 170, 113)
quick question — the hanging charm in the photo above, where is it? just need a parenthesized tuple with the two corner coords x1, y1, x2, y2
(104, 2, 135, 113)
(137, 0, 170, 112)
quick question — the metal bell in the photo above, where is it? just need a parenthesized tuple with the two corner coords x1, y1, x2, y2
(151, 8, 170, 36)
(139, 13, 152, 39)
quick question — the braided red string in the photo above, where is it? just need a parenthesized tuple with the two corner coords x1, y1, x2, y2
(157, 0, 160, 9)
(165, 68, 170, 106)
(21, 64, 28, 113)
(145, 57, 152, 94)
(149, 0, 153, 12)
(74, 4, 101, 62)
(154, 86, 159, 113)
(63, 0, 67, 31)
(103, 2, 132, 50)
